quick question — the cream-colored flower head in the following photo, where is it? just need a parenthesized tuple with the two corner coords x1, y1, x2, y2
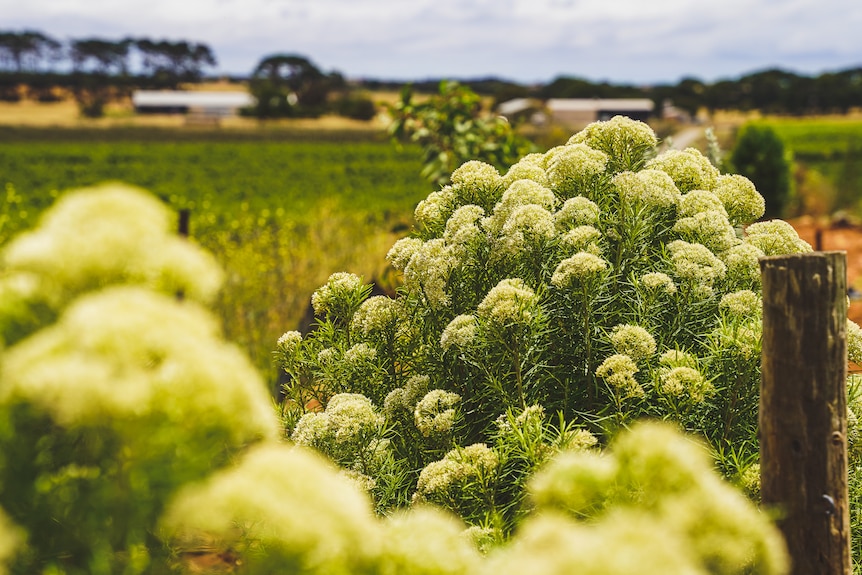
(743, 220, 812, 256)
(658, 366, 713, 402)
(414, 389, 461, 437)
(551, 252, 608, 288)
(499, 204, 557, 255)
(640, 272, 677, 294)
(673, 210, 740, 254)
(723, 242, 766, 289)
(414, 187, 457, 234)
(351, 295, 400, 337)
(440, 314, 479, 351)
(402, 238, 454, 307)
(848, 320, 862, 365)
(1, 286, 278, 441)
(485, 179, 557, 236)
(276, 330, 303, 356)
(377, 506, 481, 575)
(2, 184, 223, 307)
(292, 393, 384, 447)
(502, 154, 549, 188)
(416, 443, 499, 498)
(567, 116, 658, 171)
(559, 225, 603, 256)
(383, 374, 430, 418)
(609, 324, 657, 362)
(595, 354, 643, 399)
(450, 160, 503, 206)
(678, 190, 728, 218)
(544, 143, 609, 198)
(719, 290, 762, 319)
(714, 174, 766, 225)
(443, 204, 486, 247)
(612, 169, 681, 210)
(386, 237, 424, 271)
(667, 240, 727, 288)
(311, 272, 368, 319)
(555, 196, 600, 230)
(477, 278, 538, 326)
(646, 147, 720, 193)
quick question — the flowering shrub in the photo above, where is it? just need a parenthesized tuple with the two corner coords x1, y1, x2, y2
(275, 116, 830, 536)
(0, 185, 278, 574)
(0, 181, 791, 575)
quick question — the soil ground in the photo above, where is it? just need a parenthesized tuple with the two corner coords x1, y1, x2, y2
(787, 217, 862, 324)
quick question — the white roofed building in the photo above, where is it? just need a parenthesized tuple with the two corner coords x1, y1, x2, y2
(498, 97, 655, 129)
(132, 90, 254, 117)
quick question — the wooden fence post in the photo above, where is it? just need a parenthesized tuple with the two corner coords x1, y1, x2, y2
(760, 251, 850, 575)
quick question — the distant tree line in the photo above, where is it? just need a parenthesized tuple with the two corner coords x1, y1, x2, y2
(0, 29, 377, 120)
(362, 67, 862, 118)
(0, 29, 219, 116)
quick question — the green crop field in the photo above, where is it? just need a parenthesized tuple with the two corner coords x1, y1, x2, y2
(0, 127, 429, 387)
(743, 117, 862, 215)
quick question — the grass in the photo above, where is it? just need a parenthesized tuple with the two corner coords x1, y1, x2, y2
(0, 127, 429, 389)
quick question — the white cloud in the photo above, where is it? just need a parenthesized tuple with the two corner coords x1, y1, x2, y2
(1, 0, 860, 82)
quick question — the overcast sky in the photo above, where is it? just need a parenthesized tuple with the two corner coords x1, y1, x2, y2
(2, 0, 861, 84)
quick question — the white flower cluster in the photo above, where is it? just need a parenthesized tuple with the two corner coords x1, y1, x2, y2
(595, 354, 643, 399)
(383, 374, 430, 419)
(568, 115, 659, 169)
(555, 196, 600, 229)
(667, 240, 727, 291)
(609, 324, 657, 362)
(311, 272, 366, 317)
(613, 170, 681, 210)
(414, 389, 462, 437)
(544, 143, 609, 195)
(657, 366, 712, 402)
(416, 443, 500, 498)
(559, 225, 603, 255)
(551, 252, 609, 288)
(292, 393, 384, 448)
(640, 272, 677, 294)
(743, 220, 813, 256)
(646, 147, 720, 193)
(476, 278, 538, 326)
(714, 174, 766, 225)
(519, 423, 788, 575)
(351, 296, 401, 337)
(440, 314, 479, 351)
(848, 320, 862, 365)
(719, 290, 762, 319)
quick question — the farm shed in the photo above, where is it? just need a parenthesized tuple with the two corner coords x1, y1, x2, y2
(498, 98, 655, 128)
(132, 90, 254, 117)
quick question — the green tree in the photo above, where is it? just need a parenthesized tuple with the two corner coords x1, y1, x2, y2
(729, 123, 793, 218)
(248, 54, 338, 118)
(388, 80, 536, 187)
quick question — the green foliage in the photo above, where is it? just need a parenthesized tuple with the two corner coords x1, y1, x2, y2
(729, 123, 793, 218)
(248, 54, 344, 118)
(0, 134, 427, 381)
(388, 81, 536, 187)
(751, 117, 862, 215)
